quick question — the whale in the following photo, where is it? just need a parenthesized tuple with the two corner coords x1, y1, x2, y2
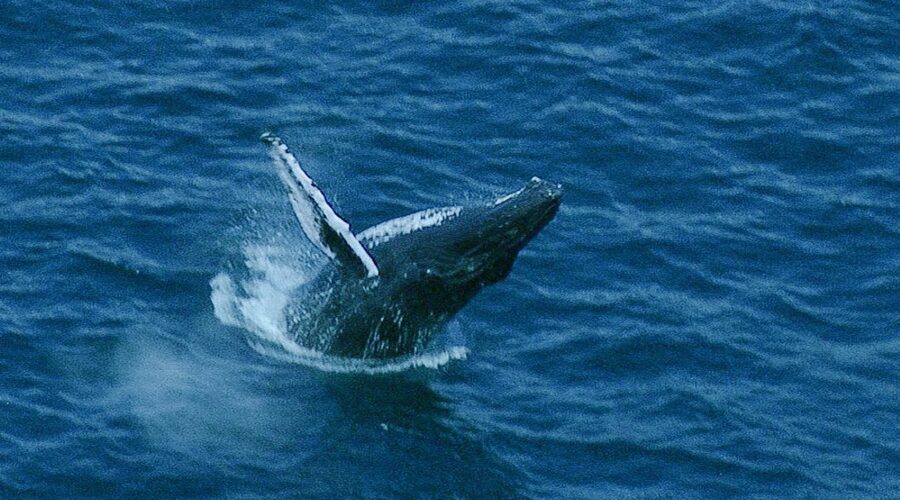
(260, 133, 561, 359)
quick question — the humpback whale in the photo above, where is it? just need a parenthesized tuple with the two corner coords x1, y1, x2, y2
(261, 133, 561, 359)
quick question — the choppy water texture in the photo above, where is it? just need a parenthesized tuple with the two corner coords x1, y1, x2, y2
(2, 1, 899, 498)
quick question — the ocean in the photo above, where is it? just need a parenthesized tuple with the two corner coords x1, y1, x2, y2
(1, 1, 898, 497)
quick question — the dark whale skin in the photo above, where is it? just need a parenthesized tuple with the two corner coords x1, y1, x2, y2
(287, 178, 562, 359)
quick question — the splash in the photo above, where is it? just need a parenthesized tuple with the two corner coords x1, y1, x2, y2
(248, 341, 468, 375)
(210, 244, 467, 373)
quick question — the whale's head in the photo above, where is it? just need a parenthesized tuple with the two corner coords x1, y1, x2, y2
(376, 177, 562, 298)
(450, 176, 562, 286)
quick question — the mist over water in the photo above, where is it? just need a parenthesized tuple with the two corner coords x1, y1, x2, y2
(2, 0, 899, 497)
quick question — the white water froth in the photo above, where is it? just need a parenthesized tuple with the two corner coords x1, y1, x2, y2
(210, 244, 467, 373)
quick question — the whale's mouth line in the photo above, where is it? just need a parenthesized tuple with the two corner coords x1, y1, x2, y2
(494, 186, 526, 206)
(538, 196, 562, 228)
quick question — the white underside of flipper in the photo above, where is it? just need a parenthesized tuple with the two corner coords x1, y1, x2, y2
(262, 133, 379, 278)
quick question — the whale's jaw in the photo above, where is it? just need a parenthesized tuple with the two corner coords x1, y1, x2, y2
(475, 176, 563, 284)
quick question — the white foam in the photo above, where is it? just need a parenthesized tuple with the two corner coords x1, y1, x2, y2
(248, 341, 468, 374)
(357, 206, 462, 247)
(211, 244, 310, 351)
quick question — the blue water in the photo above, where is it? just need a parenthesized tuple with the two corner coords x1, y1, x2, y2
(2, 1, 898, 497)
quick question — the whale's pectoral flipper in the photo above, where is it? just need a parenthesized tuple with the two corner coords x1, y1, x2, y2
(261, 132, 379, 278)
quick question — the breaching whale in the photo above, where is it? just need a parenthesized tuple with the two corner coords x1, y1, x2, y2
(261, 133, 561, 359)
